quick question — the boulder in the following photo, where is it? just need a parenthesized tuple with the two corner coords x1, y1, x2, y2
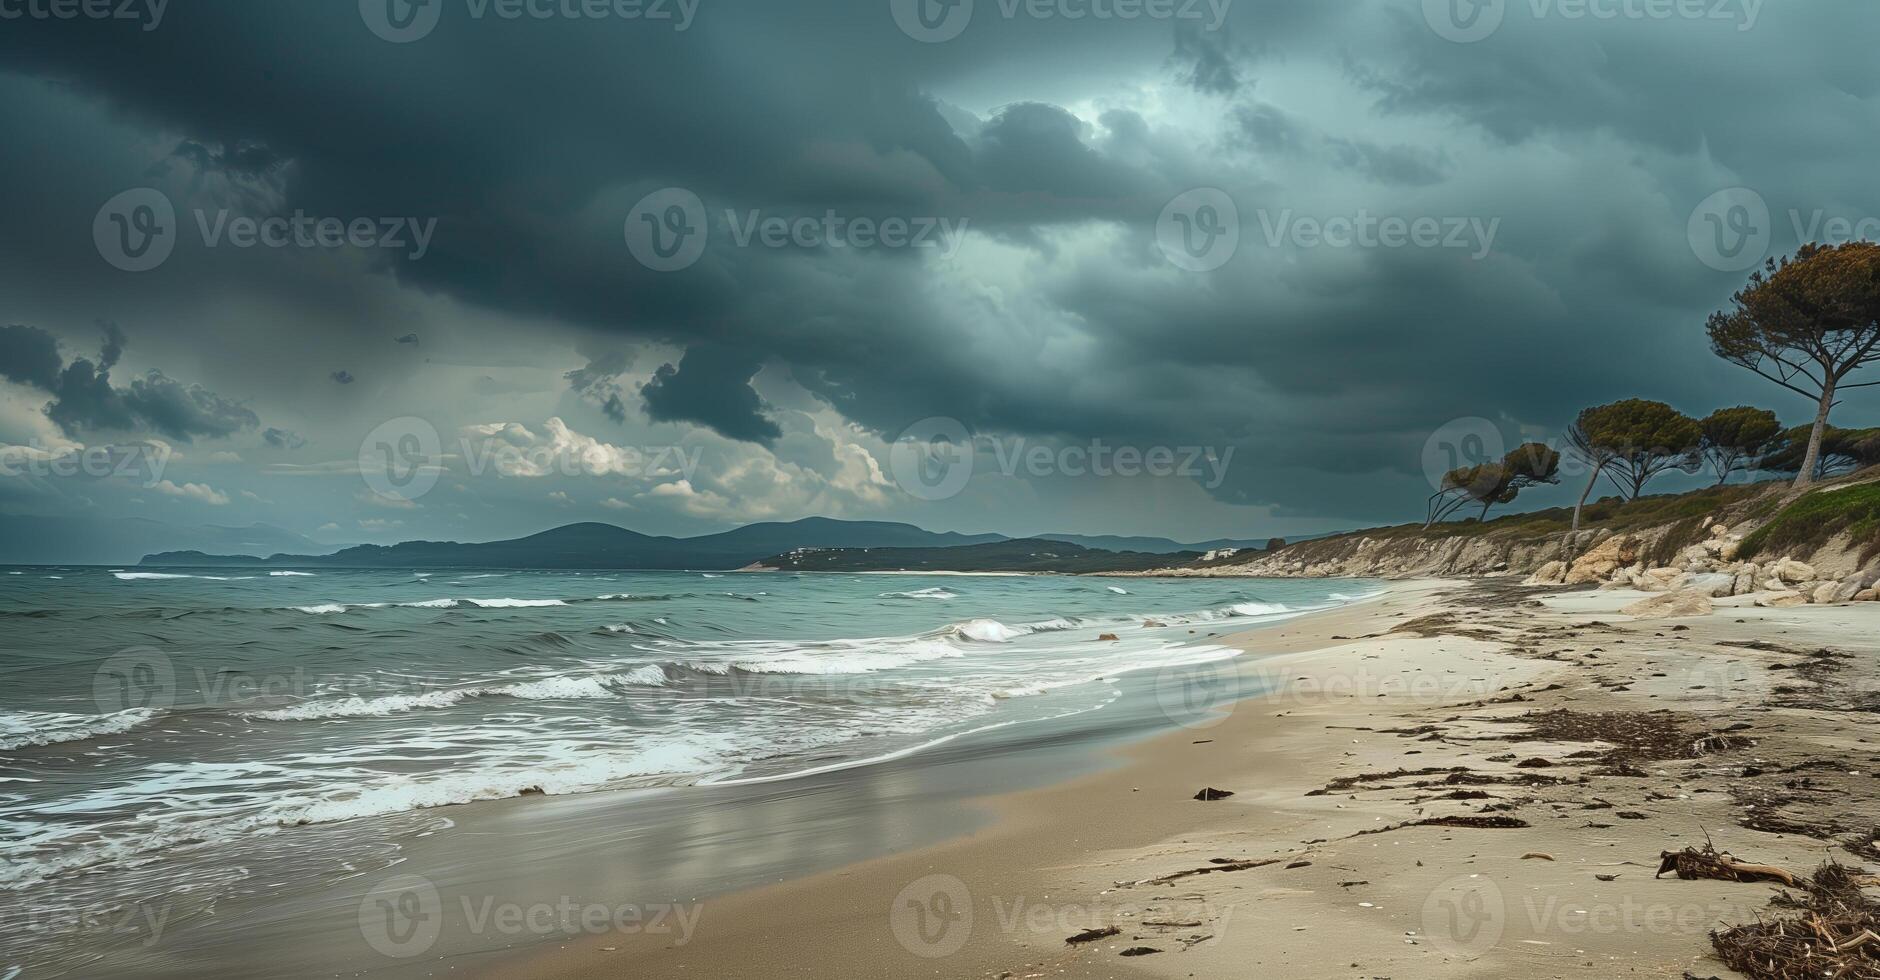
(1523, 560, 1566, 586)
(1635, 567, 1686, 592)
(1732, 564, 1759, 596)
(1622, 590, 1715, 620)
(1813, 582, 1844, 605)
(1857, 589, 1879, 602)
(1756, 591, 1809, 608)
(1565, 534, 1639, 586)
(1683, 573, 1737, 598)
(1771, 558, 1817, 584)
(1718, 540, 1742, 561)
(1709, 524, 1730, 537)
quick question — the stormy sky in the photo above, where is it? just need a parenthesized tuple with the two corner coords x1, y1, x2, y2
(1, 0, 1877, 547)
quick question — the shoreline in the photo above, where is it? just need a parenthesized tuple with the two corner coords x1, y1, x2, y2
(484, 577, 1880, 980)
(477, 580, 1454, 978)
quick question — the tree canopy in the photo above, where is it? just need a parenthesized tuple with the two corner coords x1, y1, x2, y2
(1698, 406, 1784, 484)
(1760, 424, 1880, 479)
(1707, 241, 1880, 487)
(1426, 442, 1560, 526)
(1569, 399, 1702, 500)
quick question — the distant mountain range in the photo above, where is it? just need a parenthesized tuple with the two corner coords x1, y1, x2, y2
(0, 516, 331, 566)
(123, 517, 1288, 571)
(750, 538, 1191, 574)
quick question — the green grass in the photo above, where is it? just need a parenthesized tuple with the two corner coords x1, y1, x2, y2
(1738, 482, 1880, 561)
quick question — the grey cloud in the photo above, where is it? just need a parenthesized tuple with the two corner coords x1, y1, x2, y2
(641, 346, 782, 446)
(1169, 23, 1244, 95)
(0, 324, 64, 389)
(264, 427, 307, 450)
(5, 324, 258, 442)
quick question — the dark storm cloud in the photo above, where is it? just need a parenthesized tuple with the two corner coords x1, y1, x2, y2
(0, 324, 65, 389)
(641, 346, 783, 446)
(2, 0, 1878, 530)
(4, 323, 258, 441)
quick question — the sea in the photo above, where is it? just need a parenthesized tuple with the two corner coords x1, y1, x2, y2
(0, 566, 1379, 976)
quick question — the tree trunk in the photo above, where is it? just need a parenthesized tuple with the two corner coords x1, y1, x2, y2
(1479, 499, 1492, 521)
(1562, 463, 1603, 561)
(1793, 381, 1836, 490)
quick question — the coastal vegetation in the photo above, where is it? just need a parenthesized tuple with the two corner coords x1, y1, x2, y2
(1706, 241, 1880, 488)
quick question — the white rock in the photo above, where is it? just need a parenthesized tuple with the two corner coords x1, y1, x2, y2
(1756, 591, 1809, 608)
(1622, 590, 1715, 619)
(1683, 573, 1737, 598)
(1773, 559, 1818, 584)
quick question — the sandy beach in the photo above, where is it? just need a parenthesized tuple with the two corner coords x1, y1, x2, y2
(479, 577, 1880, 980)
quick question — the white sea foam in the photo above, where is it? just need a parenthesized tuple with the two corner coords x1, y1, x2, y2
(270, 571, 316, 577)
(879, 587, 959, 600)
(293, 603, 349, 615)
(949, 618, 1026, 642)
(0, 708, 160, 750)
(1107, 586, 1129, 594)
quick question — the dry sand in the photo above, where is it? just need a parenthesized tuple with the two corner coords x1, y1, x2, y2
(486, 578, 1880, 979)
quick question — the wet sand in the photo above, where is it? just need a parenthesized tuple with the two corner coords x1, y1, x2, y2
(486, 578, 1880, 980)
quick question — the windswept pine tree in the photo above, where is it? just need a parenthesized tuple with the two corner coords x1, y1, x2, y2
(1707, 241, 1880, 489)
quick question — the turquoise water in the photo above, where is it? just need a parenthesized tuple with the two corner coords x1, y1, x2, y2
(0, 566, 1375, 974)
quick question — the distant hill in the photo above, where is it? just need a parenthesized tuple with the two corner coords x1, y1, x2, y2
(139, 518, 1018, 570)
(0, 516, 333, 565)
(750, 538, 1196, 574)
(1033, 533, 1273, 554)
